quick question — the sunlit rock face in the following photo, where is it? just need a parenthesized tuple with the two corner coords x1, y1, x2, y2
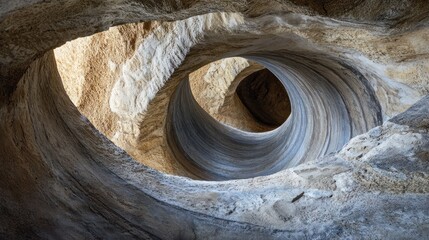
(0, 1, 429, 238)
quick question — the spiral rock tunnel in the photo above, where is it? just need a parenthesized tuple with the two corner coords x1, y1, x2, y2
(168, 52, 382, 180)
(1, 1, 429, 239)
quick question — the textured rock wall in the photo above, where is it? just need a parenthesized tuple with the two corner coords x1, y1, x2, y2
(55, 22, 159, 137)
(0, 0, 429, 238)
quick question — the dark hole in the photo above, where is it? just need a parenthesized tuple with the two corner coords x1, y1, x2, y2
(236, 69, 291, 127)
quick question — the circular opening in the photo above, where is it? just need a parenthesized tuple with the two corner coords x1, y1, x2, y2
(166, 53, 382, 181)
(236, 68, 291, 129)
(189, 57, 290, 133)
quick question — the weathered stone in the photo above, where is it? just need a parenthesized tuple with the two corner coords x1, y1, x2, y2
(0, 1, 428, 239)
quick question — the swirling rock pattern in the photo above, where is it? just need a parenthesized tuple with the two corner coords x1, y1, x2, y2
(0, 0, 429, 239)
(168, 52, 382, 180)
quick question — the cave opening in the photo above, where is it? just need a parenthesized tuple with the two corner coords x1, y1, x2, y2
(167, 53, 383, 180)
(189, 57, 291, 133)
(53, 22, 384, 182)
(236, 68, 291, 129)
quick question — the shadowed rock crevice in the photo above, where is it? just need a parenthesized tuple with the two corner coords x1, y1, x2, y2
(236, 68, 291, 128)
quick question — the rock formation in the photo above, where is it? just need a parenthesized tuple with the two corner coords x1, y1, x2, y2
(0, 0, 428, 239)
